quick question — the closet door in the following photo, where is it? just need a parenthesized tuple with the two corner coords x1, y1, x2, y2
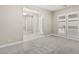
(26, 16, 33, 33)
(57, 15, 66, 37)
(67, 12, 79, 40)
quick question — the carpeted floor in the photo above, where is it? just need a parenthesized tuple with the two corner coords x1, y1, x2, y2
(1, 35, 79, 54)
(16, 35, 79, 54)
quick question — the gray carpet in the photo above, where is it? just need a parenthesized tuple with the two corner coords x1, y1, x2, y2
(1, 35, 79, 54)
(15, 35, 79, 54)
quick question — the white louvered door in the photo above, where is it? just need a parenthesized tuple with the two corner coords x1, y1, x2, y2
(57, 12, 79, 41)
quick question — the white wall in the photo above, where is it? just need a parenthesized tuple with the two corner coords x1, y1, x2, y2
(0, 6, 24, 45)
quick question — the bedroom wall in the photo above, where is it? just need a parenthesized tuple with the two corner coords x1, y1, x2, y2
(0, 5, 53, 45)
(0, 5, 24, 45)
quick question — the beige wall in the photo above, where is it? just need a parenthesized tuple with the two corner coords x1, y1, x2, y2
(52, 5, 79, 35)
(0, 6, 24, 45)
(0, 5, 53, 45)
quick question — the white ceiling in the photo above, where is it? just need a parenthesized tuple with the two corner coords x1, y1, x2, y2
(33, 5, 70, 11)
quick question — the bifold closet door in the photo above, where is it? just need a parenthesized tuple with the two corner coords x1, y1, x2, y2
(38, 15, 43, 34)
(25, 16, 33, 33)
(67, 13, 79, 40)
(32, 15, 39, 34)
(57, 13, 79, 41)
(57, 15, 67, 37)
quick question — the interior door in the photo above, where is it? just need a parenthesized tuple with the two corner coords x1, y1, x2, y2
(57, 15, 66, 37)
(67, 13, 79, 40)
(26, 16, 33, 33)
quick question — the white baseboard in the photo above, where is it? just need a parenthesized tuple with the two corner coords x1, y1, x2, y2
(0, 40, 24, 48)
(46, 34, 79, 41)
(45, 34, 66, 38)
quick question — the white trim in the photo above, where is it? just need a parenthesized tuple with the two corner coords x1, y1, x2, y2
(45, 34, 67, 39)
(46, 34, 79, 41)
(0, 40, 23, 48)
(23, 7, 40, 15)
